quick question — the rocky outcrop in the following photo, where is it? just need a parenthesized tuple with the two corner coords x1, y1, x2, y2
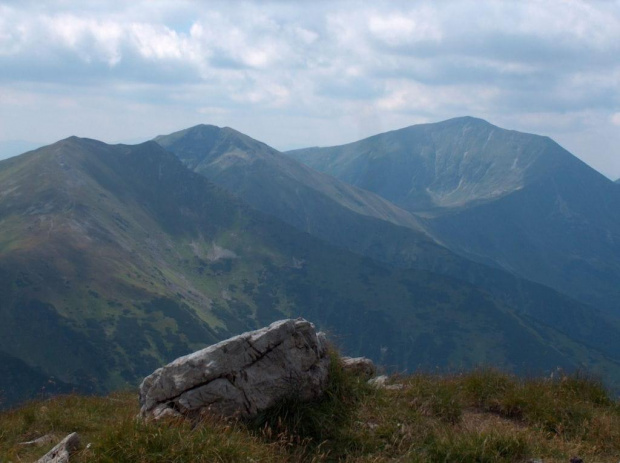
(139, 318, 330, 420)
(37, 432, 80, 463)
(341, 356, 376, 379)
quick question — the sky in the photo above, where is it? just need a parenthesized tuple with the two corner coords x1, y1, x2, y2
(1, 0, 619, 179)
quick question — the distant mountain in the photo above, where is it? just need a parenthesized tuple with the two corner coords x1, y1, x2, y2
(3, 136, 620, 407)
(615, 178, 620, 184)
(288, 117, 620, 314)
(155, 125, 424, 229)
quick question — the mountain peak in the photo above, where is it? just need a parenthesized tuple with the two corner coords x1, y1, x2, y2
(435, 115, 494, 127)
(389, 116, 495, 136)
(155, 124, 427, 234)
(154, 124, 274, 171)
(32, 136, 108, 160)
(49, 135, 87, 148)
(289, 117, 560, 212)
(156, 124, 248, 142)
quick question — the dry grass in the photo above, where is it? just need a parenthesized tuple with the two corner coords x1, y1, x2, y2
(1, 364, 619, 462)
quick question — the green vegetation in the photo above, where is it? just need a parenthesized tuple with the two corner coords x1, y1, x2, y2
(5, 136, 620, 411)
(2, 358, 619, 462)
(250, 350, 371, 446)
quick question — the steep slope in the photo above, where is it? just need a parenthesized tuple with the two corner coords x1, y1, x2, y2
(3, 138, 620, 407)
(289, 117, 620, 314)
(161, 126, 509, 269)
(155, 126, 607, 317)
(155, 126, 468, 287)
(155, 124, 620, 349)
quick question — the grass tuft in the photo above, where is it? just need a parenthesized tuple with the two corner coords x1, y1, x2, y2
(423, 430, 530, 463)
(250, 349, 372, 444)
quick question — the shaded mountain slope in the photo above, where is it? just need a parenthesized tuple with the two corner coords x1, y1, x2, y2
(154, 124, 620, 352)
(155, 126, 471, 287)
(155, 125, 425, 231)
(288, 117, 620, 314)
(3, 138, 620, 407)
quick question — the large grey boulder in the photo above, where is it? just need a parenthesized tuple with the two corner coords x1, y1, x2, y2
(139, 318, 330, 420)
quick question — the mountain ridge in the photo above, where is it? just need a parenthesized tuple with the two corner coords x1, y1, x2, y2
(155, 123, 620, 341)
(288, 116, 615, 214)
(155, 125, 426, 232)
(287, 117, 620, 314)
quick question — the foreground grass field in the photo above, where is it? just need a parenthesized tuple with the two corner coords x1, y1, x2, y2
(1, 359, 619, 462)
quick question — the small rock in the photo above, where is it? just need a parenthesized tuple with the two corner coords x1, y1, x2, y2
(341, 356, 376, 379)
(368, 375, 389, 388)
(368, 375, 404, 390)
(569, 458, 583, 463)
(37, 432, 80, 463)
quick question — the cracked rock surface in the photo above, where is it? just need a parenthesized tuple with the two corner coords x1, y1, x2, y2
(139, 318, 330, 420)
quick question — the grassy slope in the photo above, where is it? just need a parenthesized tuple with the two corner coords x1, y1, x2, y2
(1, 357, 619, 462)
(2, 138, 620, 409)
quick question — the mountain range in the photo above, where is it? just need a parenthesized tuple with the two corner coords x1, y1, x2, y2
(289, 117, 620, 315)
(153, 125, 598, 321)
(154, 123, 620, 359)
(2, 118, 620, 408)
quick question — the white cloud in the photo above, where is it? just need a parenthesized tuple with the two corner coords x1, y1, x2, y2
(367, 8, 442, 47)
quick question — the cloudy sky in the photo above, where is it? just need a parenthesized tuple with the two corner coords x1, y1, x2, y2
(1, 0, 619, 178)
